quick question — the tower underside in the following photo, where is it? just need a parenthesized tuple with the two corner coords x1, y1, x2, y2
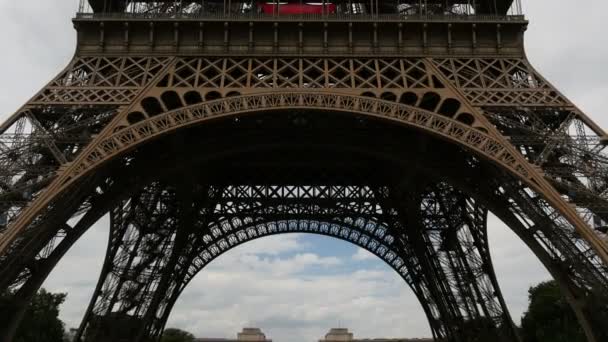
(1, 2, 608, 342)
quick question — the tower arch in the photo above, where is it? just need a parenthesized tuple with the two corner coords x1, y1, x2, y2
(0, 96, 607, 342)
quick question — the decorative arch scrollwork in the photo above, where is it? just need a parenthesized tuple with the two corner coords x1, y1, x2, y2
(77, 182, 515, 342)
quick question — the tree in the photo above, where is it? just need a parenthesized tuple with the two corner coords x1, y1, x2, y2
(455, 316, 516, 342)
(520, 280, 585, 342)
(0, 288, 67, 342)
(161, 328, 196, 342)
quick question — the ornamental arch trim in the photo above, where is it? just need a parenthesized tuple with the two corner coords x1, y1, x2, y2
(73, 92, 530, 183)
(124, 219, 431, 335)
(4, 90, 607, 273)
(77, 180, 503, 341)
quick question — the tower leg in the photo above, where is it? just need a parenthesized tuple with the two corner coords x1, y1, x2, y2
(0, 178, 104, 342)
(0, 162, 172, 342)
(78, 182, 218, 342)
(78, 184, 180, 342)
(149, 184, 459, 342)
(439, 158, 608, 342)
(386, 182, 519, 342)
(83, 181, 511, 342)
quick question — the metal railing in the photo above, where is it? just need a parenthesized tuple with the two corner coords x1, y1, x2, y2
(75, 11, 525, 22)
(76, 0, 525, 19)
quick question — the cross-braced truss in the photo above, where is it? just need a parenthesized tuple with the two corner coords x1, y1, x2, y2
(76, 182, 516, 342)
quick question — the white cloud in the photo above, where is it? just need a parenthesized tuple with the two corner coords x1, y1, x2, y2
(224, 251, 342, 276)
(43, 216, 110, 330)
(0, 1, 76, 120)
(487, 214, 551, 323)
(352, 248, 375, 261)
(230, 234, 308, 256)
(524, 1, 608, 128)
(169, 236, 429, 341)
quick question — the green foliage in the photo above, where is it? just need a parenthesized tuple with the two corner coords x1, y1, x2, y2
(455, 317, 515, 342)
(161, 328, 196, 342)
(521, 281, 585, 342)
(0, 288, 67, 342)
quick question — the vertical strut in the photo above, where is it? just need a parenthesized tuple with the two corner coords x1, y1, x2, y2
(78, 183, 180, 341)
(387, 181, 518, 342)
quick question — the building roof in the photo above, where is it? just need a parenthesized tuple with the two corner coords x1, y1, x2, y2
(195, 327, 432, 342)
(196, 328, 272, 342)
(319, 328, 432, 342)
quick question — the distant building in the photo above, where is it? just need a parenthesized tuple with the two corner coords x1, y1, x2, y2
(196, 328, 272, 342)
(196, 327, 432, 342)
(319, 328, 433, 342)
(320, 328, 354, 341)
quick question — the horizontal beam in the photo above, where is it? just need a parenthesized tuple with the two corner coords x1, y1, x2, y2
(74, 19, 526, 57)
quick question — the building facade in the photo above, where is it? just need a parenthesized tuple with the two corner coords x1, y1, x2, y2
(197, 328, 272, 342)
(197, 327, 431, 342)
(319, 328, 433, 342)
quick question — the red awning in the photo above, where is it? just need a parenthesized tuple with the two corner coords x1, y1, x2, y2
(259, 2, 337, 15)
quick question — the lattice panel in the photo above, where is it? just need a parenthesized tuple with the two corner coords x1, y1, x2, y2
(32, 57, 171, 105)
(53, 57, 170, 87)
(33, 88, 141, 105)
(78, 183, 515, 341)
(2, 43, 608, 342)
(160, 58, 435, 90)
(418, 185, 507, 326)
(0, 106, 117, 232)
(431, 58, 569, 106)
(73, 93, 530, 183)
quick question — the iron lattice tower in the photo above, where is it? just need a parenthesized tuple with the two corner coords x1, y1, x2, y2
(1, 1, 608, 341)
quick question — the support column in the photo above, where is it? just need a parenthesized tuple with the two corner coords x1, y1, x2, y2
(387, 181, 518, 342)
(78, 183, 181, 342)
(79, 181, 219, 342)
(375, 186, 460, 341)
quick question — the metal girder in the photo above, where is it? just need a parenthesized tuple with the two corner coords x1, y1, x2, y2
(75, 181, 515, 342)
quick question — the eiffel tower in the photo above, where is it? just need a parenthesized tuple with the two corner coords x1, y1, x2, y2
(1, 1, 608, 341)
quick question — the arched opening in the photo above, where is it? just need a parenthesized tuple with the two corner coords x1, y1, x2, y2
(418, 92, 441, 112)
(380, 92, 397, 102)
(167, 234, 430, 340)
(225, 91, 241, 98)
(141, 97, 164, 116)
(127, 111, 146, 125)
(161, 91, 184, 111)
(437, 98, 461, 117)
(184, 91, 204, 105)
(399, 92, 418, 106)
(7, 101, 608, 342)
(456, 113, 475, 126)
(205, 91, 222, 101)
(361, 91, 376, 98)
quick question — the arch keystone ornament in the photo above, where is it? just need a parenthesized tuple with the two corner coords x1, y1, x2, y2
(1, 1, 608, 342)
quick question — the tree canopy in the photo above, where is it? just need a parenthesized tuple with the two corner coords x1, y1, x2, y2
(520, 281, 585, 342)
(161, 328, 196, 342)
(1, 288, 67, 342)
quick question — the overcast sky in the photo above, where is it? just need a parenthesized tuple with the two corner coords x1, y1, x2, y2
(0, 1, 607, 341)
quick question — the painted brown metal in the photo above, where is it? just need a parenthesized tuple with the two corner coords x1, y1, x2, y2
(1, 2, 607, 342)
